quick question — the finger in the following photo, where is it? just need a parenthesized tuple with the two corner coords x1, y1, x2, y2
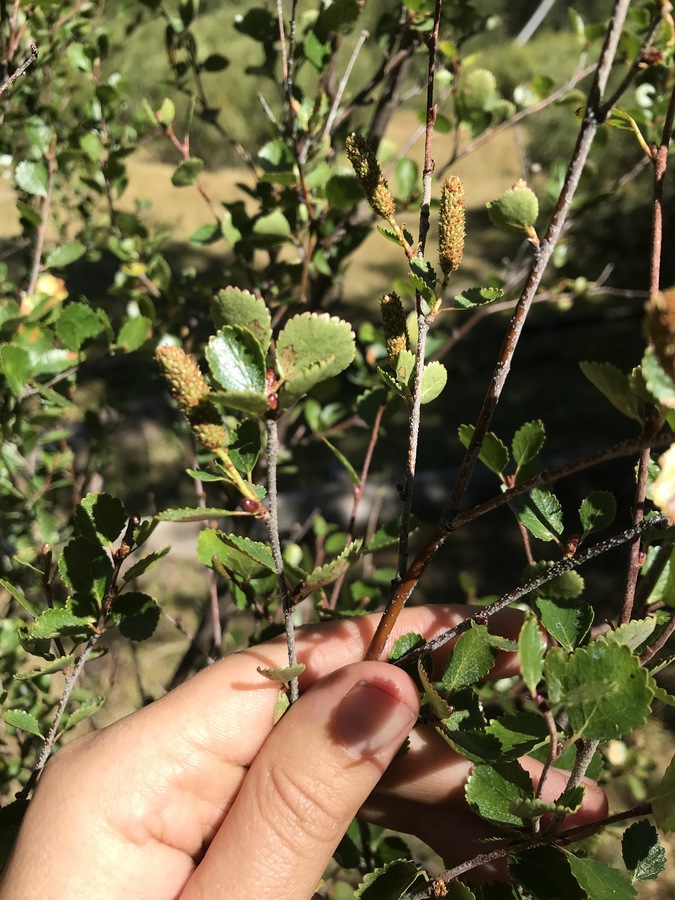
(182, 661, 419, 900)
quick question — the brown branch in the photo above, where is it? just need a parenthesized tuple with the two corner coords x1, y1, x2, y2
(0, 41, 37, 96)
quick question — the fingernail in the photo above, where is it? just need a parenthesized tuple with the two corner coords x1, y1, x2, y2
(334, 681, 416, 758)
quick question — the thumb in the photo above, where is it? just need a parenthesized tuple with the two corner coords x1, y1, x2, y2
(182, 660, 419, 900)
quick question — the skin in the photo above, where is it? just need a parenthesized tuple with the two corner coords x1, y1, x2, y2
(1, 605, 607, 899)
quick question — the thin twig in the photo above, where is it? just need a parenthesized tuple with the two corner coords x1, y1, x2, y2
(321, 29, 369, 147)
(0, 41, 37, 96)
(393, 515, 669, 668)
(640, 613, 675, 665)
(266, 418, 299, 702)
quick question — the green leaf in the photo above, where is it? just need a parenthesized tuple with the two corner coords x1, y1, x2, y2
(117, 316, 152, 352)
(55, 302, 102, 351)
(524, 561, 585, 601)
(122, 546, 171, 583)
(519, 616, 545, 696)
(72, 492, 127, 545)
(388, 632, 425, 662)
(45, 241, 86, 269)
(0, 579, 40, 617)
(566, 854, 636, 900)
(252, 209, 291, 239)
(228, 419, 261, 476)
(420, 361, 447, 404)
(365, 517, 418, 553)
(171, 157, 204, 187)
(319, 434, 360, 486)
(2, 709, 42, 739)
(210, 287, 272, 354)
(642, 347, 675, 409)
(15, 159, 48, 197)
(579, 360, 641, 421)
(109, 591, 160, 641)
(206, 326, 266, 394)
(622, 820, 666, 882)
(276, 312, 356, 405)
(197, 530, 275, 579)
(545, 641, 653, 740)
(486, 181, 538, 235)
(202, 53, 229, 72)
(604, 617, 658, 652)
(210, 389, 270, 416)
(28, 607, 93, 641)
(292, 540, 363, 602)
(509, 846, 584, 899)
(579, 490, 617, 539)
(63, 696, 105, 730)
(257, 663, 306, 684)
(532, 596, 593, 652)
(157, 97, 175, 124)
(458, 424, 509, 476)
(315, 0, 360, 37)
(155, 507, 236, 522)
(394, 157, 418, 199)
(354, 858, 425, 899)
(0, 344, 32, 396)
(510, 784, 584, 819)
(189, 223, 222, 246)
(485, 711, 549, 759)
(14, 654, 76, 680)
(443, 625, 496, 692)
(465, 760, 534, 827)
(509, 488, 564, 542)
(650, 753, 675, 831)
(59, 536, 112, 602)
(447, 286, 503, 310)
(186, 468, 227, 483)
(512, 420, 545, 467)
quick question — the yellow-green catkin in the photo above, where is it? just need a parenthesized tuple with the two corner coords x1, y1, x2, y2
(346, 133, 396, 220)
(156, 345, 227, 450)
(380, 292, 409, 364)
(438, 176, 465, 276)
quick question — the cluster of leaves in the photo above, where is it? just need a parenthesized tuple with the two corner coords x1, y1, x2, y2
(2, 1, 675, 898)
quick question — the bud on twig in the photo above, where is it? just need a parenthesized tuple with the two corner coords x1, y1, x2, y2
(346, 133, 396, 220)
(380, 292, 409, 364)
(438, 175, 465, 276)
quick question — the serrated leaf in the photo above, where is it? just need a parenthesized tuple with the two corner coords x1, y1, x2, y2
(15, 159, 48, 197)
(210, 287, 272, 354)
(458, 424, 509, 476)
(579, 360, 641, 421)
(465, 761, 534, 828)
(642, 347, 675, 409)
(155, 507, 236, 522)
(509, 488, 563, 542)
(171, 157, 204, 187)
(55, 302, 102, 351)
(59, 536, 112, 602)
(28, 607, 93, 641)
(122, 546, 171, 583)
(376, 224, 406, 246)
(567, 854, 636, 899)
(365, 518, 418, 553)
(447, 286, 503, 310)
(622, 820, 666, 882)
(485, 711, 549, 759)
(437, 724, 502, 764)
(388, 632, 425, 662)
(206, 325, 267, 394)
(210, 389, 270, 416)
(228, 419, 261, 476)
(512, 420, 545, 467)
(273, 689, 290, 723)
(420, 360, 447, 404)
(524, 561, 585, 601)
(292, 540, 362, 602)
(73, 492, 127, 545)
(185, 468, 227, 483)
(63, 696, 105, 730)
(443, 625, 496, 692)
(276, 312, 355, 405)
(519, 616, 545, 696)
(0, 579, 40, 617)
(509, 846, 583, 899)
(14, 654, 76, 680)
(354, 858, 425, 899)
(0, 345, 32, 396)
(650, 753, 675, 831)
(45, 241, 86, 269)
(545, 641, 653, 740)
(257, 663, 306, 684)
(579, 490, 617, 539)
(117, 316, 152, 352)
(605, 617, 658, 652)
(486, 181, 538, 235)
(509, 784, 584, 819)
(109, 591, 160, 641)
(2, 709, 42, 739)
(418, 658, 454, 720)
(532, 596, 593, 652)
(197, 529, 275, 579)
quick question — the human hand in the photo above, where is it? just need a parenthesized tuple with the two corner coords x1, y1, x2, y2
(1, 605, 607, 899)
